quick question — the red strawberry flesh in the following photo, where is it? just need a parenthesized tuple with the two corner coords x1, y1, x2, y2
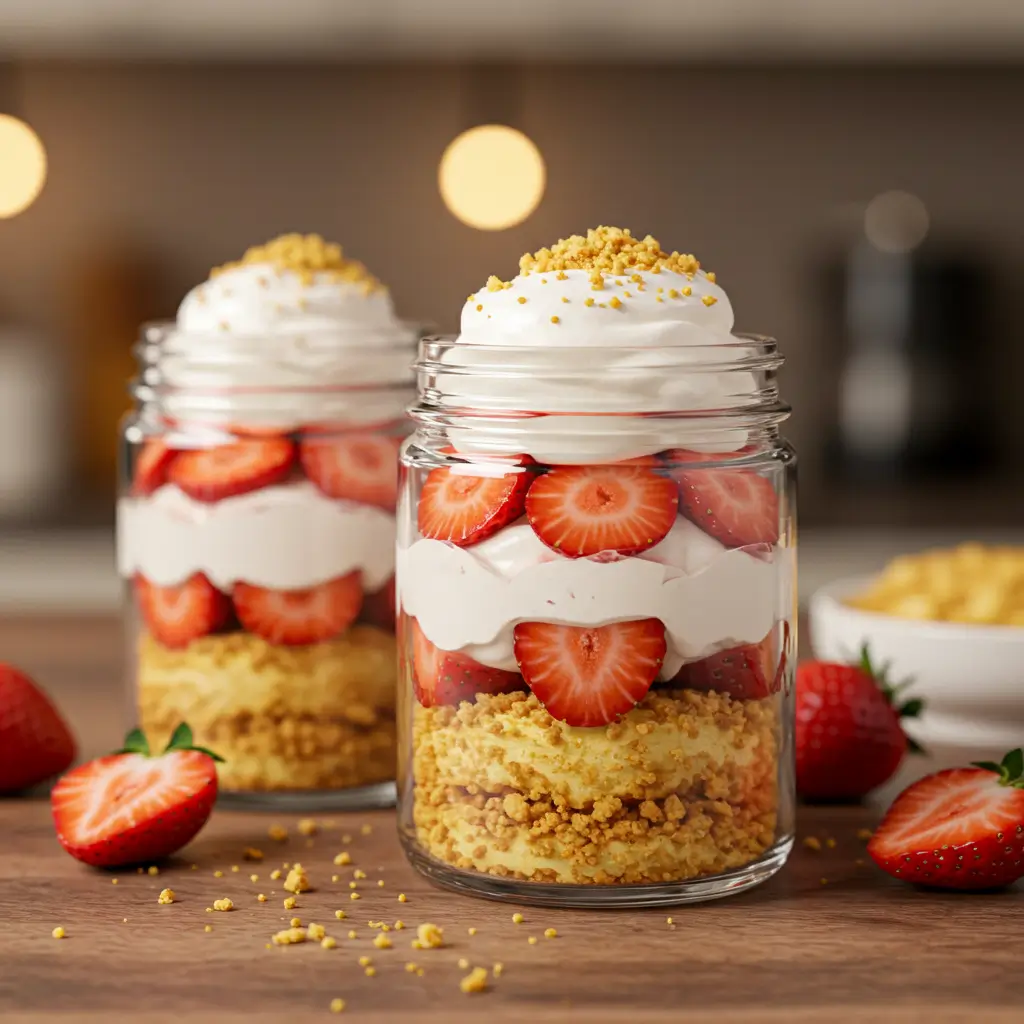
(868, 763, 1024, 890)
(525, 465, 678, 558)
(233, 572, 363, 646)
(51, 749, 217, 868)
(672, 631, 783, 701)
(418, 463, 530, 547)
(674, 464, 779, 548)
(136, 574, 232, 649)
(513, 619, 666, 727)
(169, 437, 296, 503)
(132, 439, 178, 496)
(300, 433, 401, 510)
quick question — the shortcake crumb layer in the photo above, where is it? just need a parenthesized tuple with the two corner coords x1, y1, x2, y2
(137, 625, 396, 792)
(411, 688, 778, 884)
(413, 689, 776, 808)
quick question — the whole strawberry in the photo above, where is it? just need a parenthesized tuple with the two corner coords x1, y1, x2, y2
(868, 748, 1024, 890)
(52, 723, 222, 867)
(0, 664, 76, 793)
(795, 647, 922, 801)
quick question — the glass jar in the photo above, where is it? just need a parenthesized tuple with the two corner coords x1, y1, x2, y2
(397, 336, 796, 906)
(117, 322, 415, 809)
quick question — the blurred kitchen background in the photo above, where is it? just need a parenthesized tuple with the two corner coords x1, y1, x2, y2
(0, 0, 1022, 612)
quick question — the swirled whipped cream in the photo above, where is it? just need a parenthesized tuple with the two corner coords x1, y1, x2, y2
(157, 234, 415, 430)
(440, 226, 755, 463)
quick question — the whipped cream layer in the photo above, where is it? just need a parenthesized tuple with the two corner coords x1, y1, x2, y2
(397, 518, 783, 680)
(118, 481, 395, 592)
(440, 267, 756, 463)
(152, 237, 416, 431)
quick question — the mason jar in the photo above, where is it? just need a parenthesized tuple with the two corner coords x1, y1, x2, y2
(117, 321, 415, 809)
(397, 335, 796, 906)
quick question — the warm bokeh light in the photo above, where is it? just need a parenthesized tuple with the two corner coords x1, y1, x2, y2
(0, 115, 47, 218)
(439, 124, 545, 231)
(864, 190, 929, 254)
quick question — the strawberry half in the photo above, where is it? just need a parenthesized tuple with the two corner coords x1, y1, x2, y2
(132, 439, 178, 496)
(0, 664, 76, 793)
(410, 619, 521, 707)
(417, 463, 531, 547)
(360, 576, 396, 632)
(233, 571, 363, 646)
(525, 465, 678, 558)
(673, 457, 779, 548)
(795, 646, 923, 802)
(673, 625, 788, 701)
(868, 749, 1024, 890)
(300, 433, 401, 510)
(51, 723, 222, 868)
(513, 619, 666, 727)
(168, 436, 296, 503)
(136, 573, 232, 649)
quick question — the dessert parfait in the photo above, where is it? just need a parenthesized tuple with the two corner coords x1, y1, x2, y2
(397, 227, 796, 905)
(117, 234, 416, 807)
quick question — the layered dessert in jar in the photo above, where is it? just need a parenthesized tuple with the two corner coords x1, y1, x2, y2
(118, 234, 415, 803)
(398, 227, 796, 902)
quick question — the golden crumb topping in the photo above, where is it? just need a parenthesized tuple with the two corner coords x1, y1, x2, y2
(460, 967, 490, 994)
(505, 226, 701, 285)
(157, 888, 175, 905)
(210, 233, 384, 293)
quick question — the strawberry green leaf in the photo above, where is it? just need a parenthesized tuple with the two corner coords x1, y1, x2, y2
(898, 698, 924, 719)
(116, 727, 150, 757)
(1001, 747, 1023, 784)
(972, 760, 1004, 774)
(164, 723, 194, 752)
(189, 745, 226, 764)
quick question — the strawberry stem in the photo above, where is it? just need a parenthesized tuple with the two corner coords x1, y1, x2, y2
(857, 643, 926, 753)
(114, 723, 224, 763)
(973, 748, 1024, 788)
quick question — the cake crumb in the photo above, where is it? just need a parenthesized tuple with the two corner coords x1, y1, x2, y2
(322, 936, 337, 949)
(458, 957, 469, 969)
(307, 923, 326, 940)
(333, 852, 352, 866)
(111, 878, 118, 885)
(365, 967, 376, 977)
(230, 865, 240, 873)
(270, 869, 282, 881)
(297, 818, 318, 836)
(377, 880, 385, 888)
(417, 923, 444, 948)
(666, 917, 673, 925)
(335, 910, 347, 920)
(350, 893, 361, 901)
(493, 963, 504, 977)
(467, 927, 477, 936)
(857, 828, 874, 841)
(243, 847, 264, 861)
(358, 955, 372, 967)
(825, 838, 837, 849)
(268, 824, 288, 842)
(213, 898, 233, 912)
(290, 917, 303, 928)
(373, 934, 393, 950)
(528, 936, 538, 945)
(398, 893, 407, 903)
(405, 962, 418, 972)
(213, 870, 223, 878)
(283, 897, 297, 910)
(147, 866, 159, 876)
(460, 967, 489, 994)
(544, 928, 557, 939)
(250, 873, 259, 883)
(204, 925, 213, 933)
(803, 836, 822, 851)
(51, 926, 66, 940)
(512, 913, 524, 924)
(283, 866, 310, 894)
(348, 930, 357, 939)
(157, 888, 175, 905)
(353, 869, 367, 880)
(361, 824, 372, 836)
(257, 894, 268, 902)
(272, 927, 307, 945)
(329, 998, 346, 1014)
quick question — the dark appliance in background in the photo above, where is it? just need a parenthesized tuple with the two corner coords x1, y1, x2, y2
(823, 239, 994, 484)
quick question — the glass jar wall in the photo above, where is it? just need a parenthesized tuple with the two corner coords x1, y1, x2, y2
(397, 336, 796, 906)
(117, 322, 414, 809)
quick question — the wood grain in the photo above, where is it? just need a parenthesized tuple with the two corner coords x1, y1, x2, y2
(0, 615, 1021, 1023)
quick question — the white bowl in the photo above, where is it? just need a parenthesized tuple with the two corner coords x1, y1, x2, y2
(808, 575, 1024, 752)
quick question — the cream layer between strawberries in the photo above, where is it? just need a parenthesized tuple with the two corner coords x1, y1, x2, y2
(119, 480, 395, 592)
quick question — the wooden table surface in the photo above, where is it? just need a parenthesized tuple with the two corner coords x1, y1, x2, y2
(0, 615, 1021, 1023)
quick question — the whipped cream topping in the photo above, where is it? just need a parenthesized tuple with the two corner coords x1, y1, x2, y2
(398, 518, 783, 681)
(428, 227, 763, 463)
(118, 481, 395, 592)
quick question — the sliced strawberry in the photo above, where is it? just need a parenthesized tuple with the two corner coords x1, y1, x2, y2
(135, 574, 231, 649)
(51, 724, 221, 868)
(513, 619, 666, 727)
(360, 576, 396, 631)
(132, 439, 178, 496)
(300, 433, 402, 510)
(0, 664, 76, 793)
(672, 628, 786, 701)
(868, 750, 1024, 890)
(417, 464, 531, 547)
(410, 619, 522, 707)
(168, 437, 296, 503)
(233, 572, 363, 646)
(525, 465, 678, 558)
(674, 463, 779, 548)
